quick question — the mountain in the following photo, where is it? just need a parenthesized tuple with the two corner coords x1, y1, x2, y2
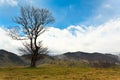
(0, 49, 26, 66)
(0, 49, 119, 67)
(22, 51, 120, 65)
(56, 51, 120, 64)
(21, 54, 55, 65)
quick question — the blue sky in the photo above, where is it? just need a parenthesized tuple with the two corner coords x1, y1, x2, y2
(1, 0, 120, 54)
(0, 0, 104, 29)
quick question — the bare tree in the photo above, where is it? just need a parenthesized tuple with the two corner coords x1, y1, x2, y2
(9, 6, 54, 67)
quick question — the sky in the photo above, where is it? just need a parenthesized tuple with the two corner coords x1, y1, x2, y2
(0, 0, 120, 55)
(0, 0, 104, 28)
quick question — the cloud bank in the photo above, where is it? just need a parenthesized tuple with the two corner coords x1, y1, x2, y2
(1, 18, 120, 55)
(40, 18, 120, 55)
(0, 26, 22, 54)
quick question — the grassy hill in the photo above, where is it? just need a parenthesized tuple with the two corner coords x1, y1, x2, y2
(62, 51, 119, 63)
(0, 64, 120, 80)
(33, 51, 120, 68)
(0, 50, 26, 66)
(0, 49, 120, 68)
(0, 50, 120, 80)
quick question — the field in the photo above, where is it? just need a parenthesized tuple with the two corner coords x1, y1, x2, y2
(0, 64, 120, 80)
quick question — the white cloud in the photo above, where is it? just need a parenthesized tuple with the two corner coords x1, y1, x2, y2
(40, 18, 120, 55)
(103, 4, 112, 9)
(17, 0, 36, 6)
(1, 18, 120, 55)
(95, 14, 103, 19)
(0, 26, 22, 54)
(0, 0, 18, 7)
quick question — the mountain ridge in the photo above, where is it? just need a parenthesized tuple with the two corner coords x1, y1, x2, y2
(0, 49, 120, 66)
(61, 51, 120, 63)
(0, 49, 26, 66)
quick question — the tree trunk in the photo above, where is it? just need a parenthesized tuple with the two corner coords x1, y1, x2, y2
(30, 60, 36, 67)
(30, 47, 38, 67)
(30, 35, 38, 67)
(30, 54, 37, 67)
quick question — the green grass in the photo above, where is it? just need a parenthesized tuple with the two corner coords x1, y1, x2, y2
(0, 64, 120, 80)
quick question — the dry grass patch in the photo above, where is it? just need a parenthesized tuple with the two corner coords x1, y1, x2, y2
(0, 65, 120, 80)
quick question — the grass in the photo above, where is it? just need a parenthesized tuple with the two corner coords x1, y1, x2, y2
(0, 64, 120, 80)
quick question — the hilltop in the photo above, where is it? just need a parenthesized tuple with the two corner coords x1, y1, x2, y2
(0, 49, 120, 67)
(0, 49, 26, 66)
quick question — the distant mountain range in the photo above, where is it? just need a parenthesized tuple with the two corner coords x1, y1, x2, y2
(0, 49, 120, 66)
(0, 50, 26, 66)
(59, 52, 120, 64)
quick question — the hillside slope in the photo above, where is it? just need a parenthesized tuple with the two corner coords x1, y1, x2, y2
(0, 50, 25, 66)
(0, 49, 120, 66)
(56, 51, 120, 64)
